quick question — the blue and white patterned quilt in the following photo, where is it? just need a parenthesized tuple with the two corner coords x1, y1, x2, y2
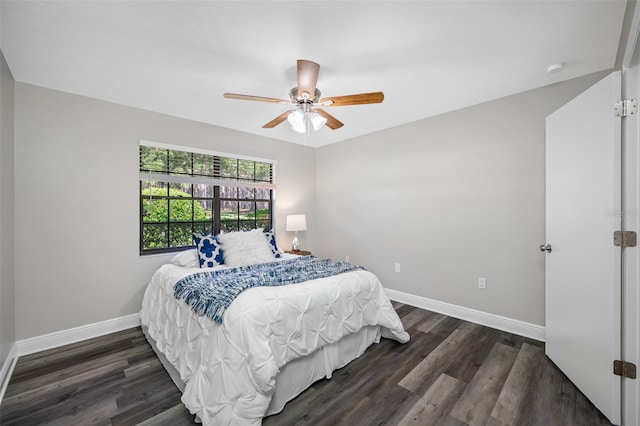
(174, 256, 363, 323)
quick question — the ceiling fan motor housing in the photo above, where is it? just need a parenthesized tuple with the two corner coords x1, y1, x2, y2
(289, 87, 321, 104)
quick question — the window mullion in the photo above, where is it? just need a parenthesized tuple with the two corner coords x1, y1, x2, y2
(191, 184, 195, 236)
(165, 184, 170, 249)
(214, 186, 221, 235)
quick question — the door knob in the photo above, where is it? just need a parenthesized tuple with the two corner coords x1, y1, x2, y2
(539, 243, 552, 253)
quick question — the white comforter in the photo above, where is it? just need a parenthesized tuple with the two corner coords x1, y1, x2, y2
(139, 257, 409, 425)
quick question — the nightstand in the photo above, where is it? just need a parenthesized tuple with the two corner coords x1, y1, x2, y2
(285, 250, 312, 256)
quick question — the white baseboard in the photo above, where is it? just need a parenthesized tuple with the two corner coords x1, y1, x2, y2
(17, 313, 141, 357)
(0, 342, 18, 402)
(385, 288, 545, 342)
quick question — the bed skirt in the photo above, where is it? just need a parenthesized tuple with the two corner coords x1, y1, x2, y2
(142, 324, 382, 418)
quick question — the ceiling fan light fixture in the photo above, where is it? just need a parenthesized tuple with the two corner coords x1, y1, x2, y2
(287, 109, 303, 125)
(310, 111, 327, 131)
(287, 108, 326, 133)
(287, 109, 306, 133)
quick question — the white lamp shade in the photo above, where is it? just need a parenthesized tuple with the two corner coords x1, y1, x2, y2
(288, 110, 306, 133)
(310, 111, 327, 131)
(286, 214, 307, 231)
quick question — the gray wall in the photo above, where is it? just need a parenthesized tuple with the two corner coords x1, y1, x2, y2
(14, 83, 315, 340)
(9, 69, 613, 340)
(0, 50, 15, 365)
(315, 71, 610, 326)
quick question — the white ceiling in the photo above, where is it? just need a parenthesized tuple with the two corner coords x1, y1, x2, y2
(0, 1, 628, 147)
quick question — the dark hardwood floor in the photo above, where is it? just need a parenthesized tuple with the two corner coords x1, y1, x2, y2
(0, 303, 611, 425)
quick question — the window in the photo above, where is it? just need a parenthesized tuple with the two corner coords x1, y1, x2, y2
(139, 141, 276, 254)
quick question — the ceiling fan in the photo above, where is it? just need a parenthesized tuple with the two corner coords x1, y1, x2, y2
(223, 59, 384, 133)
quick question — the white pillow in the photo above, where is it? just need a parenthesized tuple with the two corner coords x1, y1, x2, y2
(218, 228, 276, 267)
(169, 249, 200, 268)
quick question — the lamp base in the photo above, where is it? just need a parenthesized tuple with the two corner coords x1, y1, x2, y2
(292, 236, 300, 251)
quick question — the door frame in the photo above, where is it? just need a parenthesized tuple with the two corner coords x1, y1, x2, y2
(621, 4, 640, 425)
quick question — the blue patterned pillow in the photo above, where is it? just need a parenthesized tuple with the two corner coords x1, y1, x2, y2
(265, 229, 282, 258)
(193, 233, 224, 268)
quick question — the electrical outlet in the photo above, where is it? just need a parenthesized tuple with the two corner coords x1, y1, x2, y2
(395, 263, 401, 273)
(478, 277, 486, 289)
(345, 255, 350, 263)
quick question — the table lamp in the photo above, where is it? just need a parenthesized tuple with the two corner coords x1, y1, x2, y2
(286, 214, 307, 251)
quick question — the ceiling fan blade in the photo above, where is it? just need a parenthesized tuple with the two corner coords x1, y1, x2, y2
(319, 92, 384, 107)
(297, 60, 320, 98)
(316, 109, 344, 130)
(224, 93, 290, 104)
(262, 110, 294, 128)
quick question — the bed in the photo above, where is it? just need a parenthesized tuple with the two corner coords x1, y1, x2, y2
(139, 229, 409, 425)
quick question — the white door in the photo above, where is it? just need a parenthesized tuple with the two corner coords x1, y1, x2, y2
(545, 71, 622, 425)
